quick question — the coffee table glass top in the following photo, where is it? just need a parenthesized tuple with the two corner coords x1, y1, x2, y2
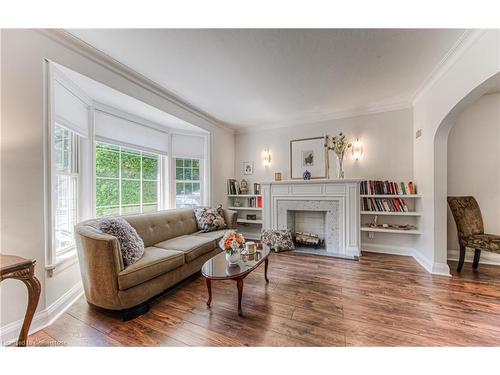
(201, 247, 270, 279)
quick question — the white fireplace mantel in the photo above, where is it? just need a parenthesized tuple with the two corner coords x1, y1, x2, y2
(261, 179, 361, 259)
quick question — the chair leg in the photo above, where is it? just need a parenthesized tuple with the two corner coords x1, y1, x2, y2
(472, 249, 481, 270)
(457, 246, 466, 272)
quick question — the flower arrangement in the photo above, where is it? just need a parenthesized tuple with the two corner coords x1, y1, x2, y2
(219, 230, 245, 255)
(325, 132, 352, 178)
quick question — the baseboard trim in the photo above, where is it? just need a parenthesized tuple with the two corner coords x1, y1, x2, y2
(1, 281, 83, 345)
(362, 244, 451, 276)
(448, 248, 500, 266)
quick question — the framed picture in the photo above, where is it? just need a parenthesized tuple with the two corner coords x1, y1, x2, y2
(243, 161, 254, 175)
(290, 136, 328, 179)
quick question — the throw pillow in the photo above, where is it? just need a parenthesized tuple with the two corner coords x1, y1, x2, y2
(194, 204, 228, 233)
(98, 217, 145, 267)
(261, 229, 295, 252)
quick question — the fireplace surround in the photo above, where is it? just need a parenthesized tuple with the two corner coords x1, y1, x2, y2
(261, 179, 361, 259)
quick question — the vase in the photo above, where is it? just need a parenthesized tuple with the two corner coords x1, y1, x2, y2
(225, 250, 240, 265)
(336, 155, 345, 179)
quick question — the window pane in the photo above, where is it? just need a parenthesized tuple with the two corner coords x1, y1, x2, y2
(176, 167, 184, 180)
(193, 167, 200, 180)
(184, 167, 192, 181)
(55, 125, 72, 173)
(121, 150, 141, 179)
(176, 159, 184, 168)
(121, 180, 140, 205)
(192, 159, 200, 168)
(142, 181, 157, 204)
(176, 182, 185, 195)
(184, 159, 192, 168)
(142, 156, 158, 180)
(96, 206, 120, 218)
(122, 205, 141, 215)
(193, 182, 200, 194)
(185, 182, 193, 195)
(55, 174, 77, 252)
(143, 204, 158, 213)
(96, 178, 119, 207)
(96, 144, 119, 178)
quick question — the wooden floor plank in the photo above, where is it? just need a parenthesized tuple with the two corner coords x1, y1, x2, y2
(24, 251, 500, 346)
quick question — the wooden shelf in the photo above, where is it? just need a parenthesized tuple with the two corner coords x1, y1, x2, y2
(237, 218, 263, 224)
(228, 206, 262, 211)
(361, 211, 421, 216)
(361, 227, 421, 235)
(360, 194, 421, 198)
(227, 194, 262, 198)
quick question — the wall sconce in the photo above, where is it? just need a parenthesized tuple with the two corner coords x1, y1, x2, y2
(263, 148, 272, 167)
(352, 138, 363, 160)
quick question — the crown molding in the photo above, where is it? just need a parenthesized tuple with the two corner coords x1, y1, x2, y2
(234, 100, 412, 135)
(412, 29, 487, 105)
(37, 29, 235, 135)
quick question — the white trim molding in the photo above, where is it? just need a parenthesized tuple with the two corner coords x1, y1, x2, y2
(1, 282, 83, 346)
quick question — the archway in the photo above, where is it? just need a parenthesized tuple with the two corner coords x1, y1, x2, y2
(433, 72, 500, 270)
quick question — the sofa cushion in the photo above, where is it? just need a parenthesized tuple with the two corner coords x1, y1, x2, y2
(117, 246, 184, 290)
(193, 229, 229, 242)
(155, 235, 216, 263)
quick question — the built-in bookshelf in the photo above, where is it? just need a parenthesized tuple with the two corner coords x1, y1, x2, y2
(360, 180, 421, 235)
(227, 179, 262, 240)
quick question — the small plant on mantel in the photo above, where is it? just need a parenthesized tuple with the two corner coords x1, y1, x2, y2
(325, 132, 352, 179)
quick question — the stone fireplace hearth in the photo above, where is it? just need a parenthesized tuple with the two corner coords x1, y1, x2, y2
(261, 179, 361, 259)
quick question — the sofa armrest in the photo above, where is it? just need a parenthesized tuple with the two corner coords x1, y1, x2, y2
(223, 209, 238, 229)
(74, 223, 124, 309)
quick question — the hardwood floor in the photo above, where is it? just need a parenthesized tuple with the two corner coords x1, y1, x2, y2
(26, 251, 500, 346)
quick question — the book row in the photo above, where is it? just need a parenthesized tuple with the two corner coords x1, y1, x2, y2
(360, 180, 417, 195)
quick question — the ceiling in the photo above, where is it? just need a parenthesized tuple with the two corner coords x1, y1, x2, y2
(68, 29, 467, 131)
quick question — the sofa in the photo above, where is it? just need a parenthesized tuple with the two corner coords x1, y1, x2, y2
(74, 207, 237, 318)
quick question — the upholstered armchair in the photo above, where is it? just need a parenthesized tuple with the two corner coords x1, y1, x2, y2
(447, 196, 500, 272)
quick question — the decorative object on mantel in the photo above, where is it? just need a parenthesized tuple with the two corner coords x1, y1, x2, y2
(240, 179, 249, 194)
(303, 170, 311, 180)
(274, 172, 282, 181)
(351, 138, 363, 160)
(325, 132, 352, 179)
(243, 161, 254, 175)
(219, 230, 245, 265)
(290, 136, 328, 179)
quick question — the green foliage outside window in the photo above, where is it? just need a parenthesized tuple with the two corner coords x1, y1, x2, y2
(95, 142, 159, 217)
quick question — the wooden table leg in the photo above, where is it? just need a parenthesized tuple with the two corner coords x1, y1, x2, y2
(264, 258, 269, 283)
(18, 273, 41, 347)
(205, 277, 212, 307)
(236, 278, 244, 316)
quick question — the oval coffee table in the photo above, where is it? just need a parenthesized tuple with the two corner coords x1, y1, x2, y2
(201, 247, 270, 316)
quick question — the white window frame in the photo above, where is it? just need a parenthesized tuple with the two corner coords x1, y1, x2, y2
(45, 62, 92, 274)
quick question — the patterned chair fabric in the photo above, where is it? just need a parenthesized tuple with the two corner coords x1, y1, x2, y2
(447, 196, 500, 254)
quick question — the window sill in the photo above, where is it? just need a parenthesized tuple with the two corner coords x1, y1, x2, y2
(45, 249, 78, 277)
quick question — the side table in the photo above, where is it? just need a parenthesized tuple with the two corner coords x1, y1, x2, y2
(0, 254, 41, 347)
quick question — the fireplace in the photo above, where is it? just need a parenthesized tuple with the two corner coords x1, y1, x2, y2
(287, 210, 326, 249)
(261, 179, 360, 259)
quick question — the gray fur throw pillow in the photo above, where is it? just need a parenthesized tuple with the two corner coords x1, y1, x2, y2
(98, 217, 145, 267)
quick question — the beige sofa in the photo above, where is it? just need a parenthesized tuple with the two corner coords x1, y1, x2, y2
(75, 207, 237, 319)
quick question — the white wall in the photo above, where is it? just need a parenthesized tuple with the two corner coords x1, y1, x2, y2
(413, 29, 500, 275)
(0, 29, 234, 341)
(234, 108, 417, 252)
(447, 93, 500, 263)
